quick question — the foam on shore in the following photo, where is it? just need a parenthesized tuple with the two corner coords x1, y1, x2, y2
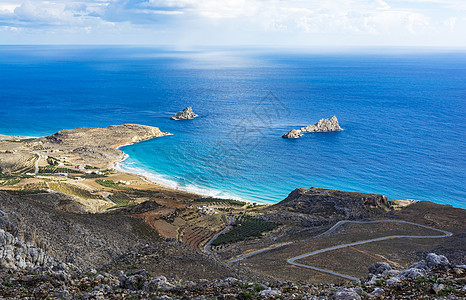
(116, 159, 246, 202)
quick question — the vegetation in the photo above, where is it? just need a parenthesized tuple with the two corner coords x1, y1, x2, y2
(38, 166, 80, 174)
(0, 189, 47, 195)
(108, 191, 134, 206)
(48, 182, 98, 200)
(193, 197, 247, 207)
(47, 157, 59, 166)
(82, 173, 107, 179)
(211, 216, 277, 246)
(96, 179, 130, 190)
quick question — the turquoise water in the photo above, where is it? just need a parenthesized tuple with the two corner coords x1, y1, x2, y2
(0, 46, 465, 207)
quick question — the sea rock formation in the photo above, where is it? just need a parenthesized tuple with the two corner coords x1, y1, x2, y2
(170, 107, 197, 120)
(300, 116, 343, 133)
(282, 116, 342, 138)
(282, 129, 302, 139)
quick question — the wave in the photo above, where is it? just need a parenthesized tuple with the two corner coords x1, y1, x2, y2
(116, 160, 247, 202)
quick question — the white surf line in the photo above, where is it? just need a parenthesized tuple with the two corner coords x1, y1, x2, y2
(228, 219, 452, 282)
(204, 216, 234, 255)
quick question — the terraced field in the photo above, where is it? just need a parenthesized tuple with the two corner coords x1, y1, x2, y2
(182, 226, 215, 250)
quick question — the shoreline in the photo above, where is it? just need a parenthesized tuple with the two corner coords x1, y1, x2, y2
(2, 127, 464, 209)
(114, 137, 248, 202)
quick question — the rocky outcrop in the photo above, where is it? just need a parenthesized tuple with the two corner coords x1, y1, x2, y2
(170, 107, 197, 120)
(263, 187, 390, 226)
(282, 129, 302, 139)
(363, 253, 464, 298)
(0, 253, 463, 299)
(282, 116, 342, 138)
(0, 228, 54, 270)
(300, 116, 343, 133)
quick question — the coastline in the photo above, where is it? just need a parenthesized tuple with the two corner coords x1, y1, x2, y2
(115, 143, 247, 202)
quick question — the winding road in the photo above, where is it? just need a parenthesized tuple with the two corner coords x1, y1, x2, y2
(74, 180, 116, 213)
(225, 219, 452, 282)
(204, 216, 234, 255)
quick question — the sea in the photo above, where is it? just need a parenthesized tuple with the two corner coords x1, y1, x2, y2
(0, 46, 465, 208)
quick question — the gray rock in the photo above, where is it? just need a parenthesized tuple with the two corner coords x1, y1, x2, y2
(432, 283, 445, 294)
(121, 274, 146, 290)
(170, 107, 197, 120)
(282, 129, 303, 139)
(386, 276, 401, 285)
(259, 289, 282, 298)
(300, 116, 343, 133)
(370, 287, 384, 297)
(58, 289, 71, 300)
(334, 288, 361, 300)
(369, 262, 392, 276)
(282, 116, 342, 138)
(426, 253, 449, 269)
(409, 259, 427, 270)
(399, 268, 426, 279)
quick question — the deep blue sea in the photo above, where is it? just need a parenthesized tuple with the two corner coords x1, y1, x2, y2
(0, 46, 465, 207)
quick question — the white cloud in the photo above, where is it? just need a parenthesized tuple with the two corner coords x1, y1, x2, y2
(0, 0, 465, 46)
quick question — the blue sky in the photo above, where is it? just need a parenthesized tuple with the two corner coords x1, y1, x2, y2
(0, 0, 465, 47)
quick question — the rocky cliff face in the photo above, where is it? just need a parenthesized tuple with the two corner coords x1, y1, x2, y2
(282, 116, 342, 139)
(0, 228, 55, 270)
(263, 187, 390, 226)
(170, 107, 197, 120)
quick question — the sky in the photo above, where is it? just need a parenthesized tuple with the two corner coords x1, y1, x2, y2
(0, 0, 465, 47)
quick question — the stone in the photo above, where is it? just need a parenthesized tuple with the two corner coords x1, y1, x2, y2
(170, 107, 197, 120)
(386, 276, 401, 285)
(300, 116, 343, 133)
(425, 253, 449, 269)
(259, 289, 282, 298)
(282, 129, 303, 139)
(369, 262, 392, 276)
(282, 116, 342, 138)
(399, 268, 426, 279)
(334, 288, 361, 300)
(432, 283, 445, 294)
(370, 287, 384, 297)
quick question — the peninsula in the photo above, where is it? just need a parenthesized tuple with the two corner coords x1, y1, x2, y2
(0, 124, 464, 299)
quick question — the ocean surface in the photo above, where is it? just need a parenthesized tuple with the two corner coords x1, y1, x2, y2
(0, 46, 465, 207)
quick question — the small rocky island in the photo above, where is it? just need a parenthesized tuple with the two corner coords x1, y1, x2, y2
(282, 116, 342, 138)
(170, 107, 197, 120)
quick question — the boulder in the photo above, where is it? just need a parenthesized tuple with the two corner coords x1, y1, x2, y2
(426, 253, 450, 269)
(369, 262, 392, 276)
(334, 287, 361, 300)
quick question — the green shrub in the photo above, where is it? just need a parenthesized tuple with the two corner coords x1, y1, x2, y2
(211, 216, 276, 246)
